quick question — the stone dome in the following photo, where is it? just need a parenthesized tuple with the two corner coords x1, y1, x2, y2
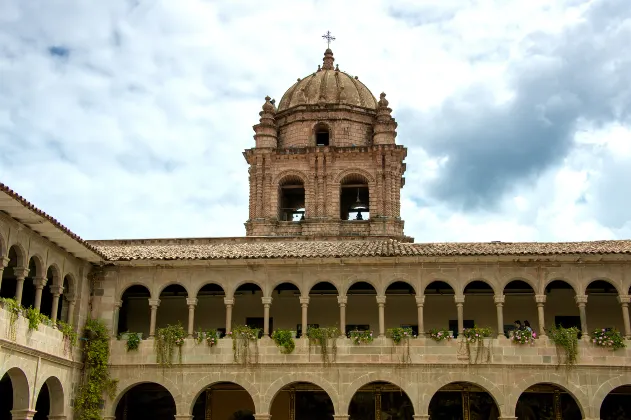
(277, 49, 378, 112)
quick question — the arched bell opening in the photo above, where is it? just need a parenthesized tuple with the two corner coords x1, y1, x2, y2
(349, 381, 414, 419)
(340, 174, 369, 221)
(270, 382, 334, 420)
(191, 382, 256, 420)
(114, 383, 176, 420)
(429, 382, 499, 419)
(313, 122, 331, 147)
(515, 383, 582, 420)
(278, 176, 306, 222)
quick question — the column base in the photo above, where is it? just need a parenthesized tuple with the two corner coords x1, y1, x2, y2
(412, 415, 430, 420)
(254, 415, 271, 420)
(174, 416, 193, 420)
(333, 416, 350, 420)
(11, 409, 37, 420)
(581, 334, 591, 342)
(498, 417, 518, 420)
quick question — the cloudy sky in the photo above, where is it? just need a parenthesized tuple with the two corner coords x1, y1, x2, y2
(1, 0, 630, 243)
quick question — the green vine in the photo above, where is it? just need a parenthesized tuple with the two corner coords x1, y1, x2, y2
(349, 329, 374, 345)
(56, 320, 78, 355)
(230, 325, 260, 365)
(74, 319, 117, 420)
(307, 327, 339, 364)
(0, 297, 20, 341)
(271, 329, 296, 354)
(591, 328, 626, 351)
(387, 327, 413, 365)
(548, 325, 580, 367)
(25, 307, 49, 332)
(121, 332, 141, 352)
(155, 324, 186, 367)
(461, 326, 493, 364)
(195, 328, 219, 347)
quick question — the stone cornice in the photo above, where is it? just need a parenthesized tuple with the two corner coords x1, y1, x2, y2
(0, 338, 82, 369)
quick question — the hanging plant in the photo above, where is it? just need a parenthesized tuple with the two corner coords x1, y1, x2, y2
(271, 329, 296, 354)
(74, 319, 117, 420)
(306, 326, 339, 364)
(548, 325, 579, 367)
(0, 297, 21, 341)
(56, 320, 78, 355)
(230, 325, 260, 365)
(25, 307, 49, 332)
(591, 328, 626, 351)
(461, 326, 493, 364)
(349, 329, 374, 345)
(195, 328, 219, 347)
(512, 328, 536, 345)
(428, 328, 452, 342)
(155, 324, 186, 367)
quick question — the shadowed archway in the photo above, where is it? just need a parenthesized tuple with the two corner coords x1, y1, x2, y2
(429, 382, 499, 419)
(349, 381, 414, 419)
(516, 383, 582, 420)
(270, 382, 334, 420)
(115, 383, 176, 420)
(192, 382, 256, 420)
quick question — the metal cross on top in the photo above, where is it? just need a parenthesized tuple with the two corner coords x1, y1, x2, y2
(322, 31, 336, 48)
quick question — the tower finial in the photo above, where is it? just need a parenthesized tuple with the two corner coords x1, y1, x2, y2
(322, 31, 335, 48)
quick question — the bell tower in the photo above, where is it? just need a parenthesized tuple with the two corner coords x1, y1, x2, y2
(243, 46, 410, 241)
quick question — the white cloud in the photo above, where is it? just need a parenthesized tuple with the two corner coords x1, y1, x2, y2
(0, 0, 629, 242)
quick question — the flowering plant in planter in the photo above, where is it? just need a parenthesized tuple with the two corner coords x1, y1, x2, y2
(386, 327, 414, 345)
(512, 328, 536, 345)
(349, 329, 374, 345)
(462, 326, 493, 343)
(428, 328, 452, 342)
(155, 323, 186, 367)
(591, 328, 626, 350)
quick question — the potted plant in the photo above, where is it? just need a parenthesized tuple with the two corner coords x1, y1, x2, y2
(349, 329, 374, 345)
(591, 328, 626, 350)
(428, 328, 452, 342)
(271, 329, 296, 354)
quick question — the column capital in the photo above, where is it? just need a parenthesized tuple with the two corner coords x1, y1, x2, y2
(113, 300, 123, 308)
(618, 295, 631, 305)
(337, 295, 348, 306)
(454, 295, 465, 304)
(574, 294, 588, 305)
(376, 295, 386, 305)
(223, 297, 235, 306)
(299, 296, 310, 305)
(186, 297, 198, 306)
(148, 298, 161, 308)
(33, 276, 47, 288)
(494, 294, 505, 304)
(261, 296, 273, 305)
(49, 285, 64, 296)
(535, 294, 547, 304)
(13, 266, 29, 279)
(0, 256, 9, 268)
(415, 294, 425, 306)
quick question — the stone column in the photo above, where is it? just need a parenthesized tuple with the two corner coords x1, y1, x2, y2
(415, 295, 425, 336)
(412, 416, 430, 420)
(575, 294, 589, 339)
(262, 297, 272, 337)
(66, 297, 76, 326)
(13, 267, 29, 305)
(0, 257, 9, 291)
(112, 300, 121, 335)
(376, 295, 386, 338)
(148, 299, 160, 338)
(494, 294, 505, 339)
(174, 416, 193, 420)
(454, 295, 465, 334)
(300, 296, 309, 338)
(497, 417, 518, 420)
(49, 285, 63, 323)
(33, 277, 47, 311)
(224, 297, 234, 334)
(253, 415, 271, 420)
(186, 298, 198, 338)
(333, 416, 350, 420)
(338, 295, 347, 336)
(618, 295, 631, 339)
(535, 294, 547, 338)
(10, 409, 37, 420)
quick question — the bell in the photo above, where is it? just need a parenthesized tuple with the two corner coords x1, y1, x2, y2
(349, 189, 368, 213)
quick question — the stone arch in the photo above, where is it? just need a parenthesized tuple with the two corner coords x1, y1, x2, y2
(157, 281, 192, 298)
(261, 373, 340, 414)
(341, 276, 379, 296)
(422, 277, 458, 294)
(335, 168, 375, 184)
(273, 170, 309, 186)
(501, 275, 540, 295)
(192, 281, 226, 298)
(590, 374, 631, 417)
(582, 277, 624, 296)
(36, 376, 65, 417)
(228, 280, 265, 298)
(117, 282, 153, 301)
(342, 372, 419, 415)
(7, 242, 27, 268)
(61, 272, 77, 297)
(0, 230, 6, 258)
(46, 263, 62, 286)
(27, 254, 45, 278)
(186, 375, 261, 415)
(462, 278, 498, 295)
(0, 367, 30, 411)
(109, 376, 181, 417)
(383, 277, 418, 295)
(268, 279, 304, 298)
(543, 277, 579, 294)
(505, 374, 588, 418)
(421, 373, 504, 416)
(306, 279, 340, 295)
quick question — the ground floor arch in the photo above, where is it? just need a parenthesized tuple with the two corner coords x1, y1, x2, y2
(348, 381, 414, 420)
(600, 385, 631, 419)
(192, 382, 256, 420)
(429, 382, 500, 419)
(115, 382, 176, 420)
(0, 367, 30, 420)
(269, 381, 335, 420)
(515, 383, 582, 420)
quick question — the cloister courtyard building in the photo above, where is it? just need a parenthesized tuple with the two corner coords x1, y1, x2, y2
(1, 47, 631, 420)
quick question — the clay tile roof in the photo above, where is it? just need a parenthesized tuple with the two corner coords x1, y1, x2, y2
(89, 238, 631, 261)
(0, 182, 106, 262)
